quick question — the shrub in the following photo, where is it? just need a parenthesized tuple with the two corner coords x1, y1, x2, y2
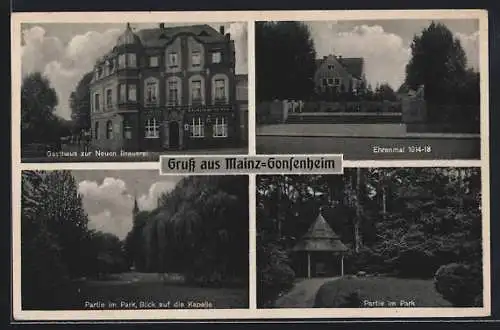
(257, 241, 295, 307)
(337, 290, 365, 307)
(392, 248, 440, 278)
(434, 263, 482, 307)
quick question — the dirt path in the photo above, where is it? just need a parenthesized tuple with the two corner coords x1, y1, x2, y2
(274, 277, 340, 308)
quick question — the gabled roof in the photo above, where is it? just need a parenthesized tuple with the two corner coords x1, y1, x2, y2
(292, 212, 349, 252)
(338, 57, 364, 80)
(316, 55, 364, 80)
(135, 24, 227, 48)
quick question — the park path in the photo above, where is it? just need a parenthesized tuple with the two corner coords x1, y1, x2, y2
(274, 277, 340, 308)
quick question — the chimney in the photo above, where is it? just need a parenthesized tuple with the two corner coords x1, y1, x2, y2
(159, 23, 165, 29)
(219, 25, 225, 35)
(225, 33, 231, 41)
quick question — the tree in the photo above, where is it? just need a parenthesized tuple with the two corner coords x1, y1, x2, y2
(125, 176, 249, 286)
(256, 21, 317, 102)
(21, 72, 59, 146)
(374, 83, 398, 101)
(405, 22, 468, 106)
(70, 71, 94, 134)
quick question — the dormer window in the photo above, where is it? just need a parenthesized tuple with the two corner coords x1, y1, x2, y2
(211, 51, 222, 64)
(118, 54, 126, 69)
(328, 65, 334, 70)
(109, 59, 115, 73)
(127, 54, 137, 68)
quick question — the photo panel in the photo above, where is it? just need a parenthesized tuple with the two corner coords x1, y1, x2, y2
(255, 18, 484, 160)
(18, 21, 249, 163)
(256, 168, 486, 312)
(16, 170, 250, 317)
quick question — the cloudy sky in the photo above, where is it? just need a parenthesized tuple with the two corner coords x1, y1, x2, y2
(306, 19, 480, 90)
(71, 170, 184, 240)
(21, 22, 248, 120)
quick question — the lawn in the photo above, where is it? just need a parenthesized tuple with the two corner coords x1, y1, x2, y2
(313, 276, 452, 308)
(26, 272, 249, 310)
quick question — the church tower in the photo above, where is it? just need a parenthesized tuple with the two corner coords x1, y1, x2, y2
(133, 194, 139, 217)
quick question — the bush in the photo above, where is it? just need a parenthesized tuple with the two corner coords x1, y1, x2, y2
(257, 241, 296, 307)
(392, 248, 440, 278)
(345, 247, 389, 275)
(434, 263, 482, 307)
(336, 290, 365, 308)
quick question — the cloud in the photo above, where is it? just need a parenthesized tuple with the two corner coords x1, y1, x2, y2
(228, 22, 248, 74)
(455, 31, 480, 70)
(78, 177, 176, 239)
(21, 23, 247, 119)
(138, 181, 178, 211)
(308, 23, 480, 90)
(309, 23, 410, 90)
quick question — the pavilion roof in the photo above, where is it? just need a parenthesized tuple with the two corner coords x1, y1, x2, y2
(292, 212, 349, 253)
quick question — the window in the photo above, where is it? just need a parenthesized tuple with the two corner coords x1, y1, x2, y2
(94, 93, 101, 111)
(145, 118, 160, 139)
(119, 84, 126, 103)
(106, 120, 113, 139)
(128, 54, 137, 68)
(146, 81, 158, 104)
(97, 67, 103, 78)
(334, 78, 341, 86)
(211, 51, 221, 64)
(128, 85, 137, 101)
(94, 122, 99, 139)
(168, 80, 179, 106)
(213, 116, 228, 138)
(123, 120, 132, 139)
(214, 79, 226, 101)
(118, 54, 126, 68)
(192, 51, 201, 67)
(328, 64, 334, 70)
(190, 117, 204, 138)
(191, 80, 202, 102)
(327, 78, 334, 85)
(106, 89, 113, 109)
(149, 56, 159, 67)
(168, 52, 179, 68)
(109, 59, 115, 73)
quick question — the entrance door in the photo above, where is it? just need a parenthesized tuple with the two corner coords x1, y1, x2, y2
(169, 121, 180, 149)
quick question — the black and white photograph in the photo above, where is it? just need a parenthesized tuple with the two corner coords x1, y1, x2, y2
(255, 19, 482, 160)
(19, 170, 249, 310)
(256, 168, 483, 308)
(20, 21, 248, 162)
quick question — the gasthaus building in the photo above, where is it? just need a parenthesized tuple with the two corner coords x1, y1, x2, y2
(89, 23, 243, 152)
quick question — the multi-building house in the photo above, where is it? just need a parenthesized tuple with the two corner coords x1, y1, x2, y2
(314, 55, 366, 94)
(89, 23, 246, 152)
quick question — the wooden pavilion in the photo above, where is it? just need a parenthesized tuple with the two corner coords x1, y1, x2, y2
(292, 211, 349, 278)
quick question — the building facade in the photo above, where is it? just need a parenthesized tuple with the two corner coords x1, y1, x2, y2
(235, 74, 248, 144)
(90, 23, 244, 152)
(314, 55, 366, 94)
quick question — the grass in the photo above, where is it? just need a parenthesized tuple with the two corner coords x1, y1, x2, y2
(25, 272, 249, 310)
(314, 276, 452, 308)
